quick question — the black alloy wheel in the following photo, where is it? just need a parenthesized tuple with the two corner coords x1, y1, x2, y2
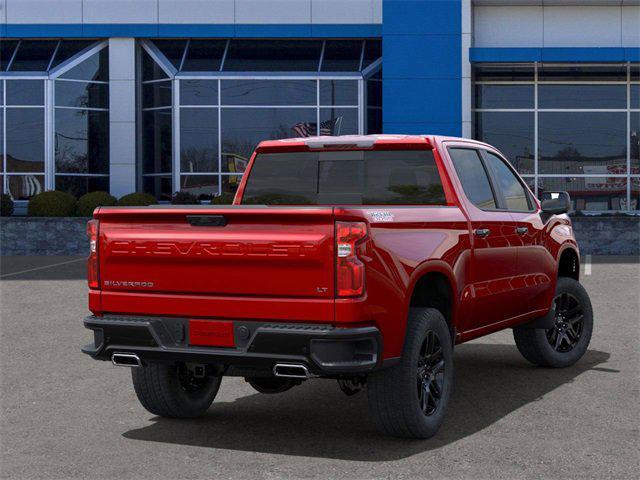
(417, 330, 445, 416)
(546, 292, 584, 353)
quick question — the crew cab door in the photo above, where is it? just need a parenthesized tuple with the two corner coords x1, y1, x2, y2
(445, 146, 520, 331)
(480, 149, 556, 316)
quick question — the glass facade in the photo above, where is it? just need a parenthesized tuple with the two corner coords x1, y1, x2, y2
(474, 63, 640, 212)
(0, 40, 108, 200)
(139, 39, 382, 200)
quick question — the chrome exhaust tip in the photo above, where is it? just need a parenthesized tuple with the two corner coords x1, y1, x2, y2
(111, 352, 142, 368)
(273, 363, 310, 379)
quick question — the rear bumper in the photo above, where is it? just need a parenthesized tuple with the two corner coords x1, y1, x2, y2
(81, 315, 382, 376)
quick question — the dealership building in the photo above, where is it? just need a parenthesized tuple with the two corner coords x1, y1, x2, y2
(0, 0, 638, 216)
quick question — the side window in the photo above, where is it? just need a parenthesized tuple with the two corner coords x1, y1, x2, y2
(483, 151, 531, 211)
(448, 148, 497, 210)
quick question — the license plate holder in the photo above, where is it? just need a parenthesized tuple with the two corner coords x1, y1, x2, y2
(189, 319, 235, 347)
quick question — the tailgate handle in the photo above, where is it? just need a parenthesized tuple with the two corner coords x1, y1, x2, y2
(187, 215, 227, 227)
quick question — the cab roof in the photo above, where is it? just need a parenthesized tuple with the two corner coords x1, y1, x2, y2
(255, 134, 490, 152)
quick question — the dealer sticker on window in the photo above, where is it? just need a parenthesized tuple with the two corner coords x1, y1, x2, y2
(369, 211, 395, 222)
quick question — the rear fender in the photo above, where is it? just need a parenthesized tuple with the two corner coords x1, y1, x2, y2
(402, 260, 459, 342)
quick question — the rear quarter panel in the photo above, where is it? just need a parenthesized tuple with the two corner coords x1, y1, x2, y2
(335, 206, 472, 359)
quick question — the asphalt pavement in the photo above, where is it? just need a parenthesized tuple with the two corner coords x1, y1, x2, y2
(0, 255, 638, 479)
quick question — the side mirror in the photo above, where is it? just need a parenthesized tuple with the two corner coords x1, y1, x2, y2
(539, 191, 571, 215)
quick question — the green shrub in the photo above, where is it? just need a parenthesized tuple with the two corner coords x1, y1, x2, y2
(211, 192, 235, 205)
(28, 191, 77, 217)
(117, 192, 158, 207)
(1, 193, 14, 217)
(171, 191, 198, 205)
(76, 191, 117, 217)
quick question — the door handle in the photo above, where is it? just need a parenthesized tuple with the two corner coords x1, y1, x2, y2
(474, 228, 491, 238)
(516, 227, 529, 235)
(187, 215, 227, 227)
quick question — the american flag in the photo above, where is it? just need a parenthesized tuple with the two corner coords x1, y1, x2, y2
(291, 116, 343, 138)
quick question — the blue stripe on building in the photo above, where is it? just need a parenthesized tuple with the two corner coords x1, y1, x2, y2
(1, 23, 383, 39)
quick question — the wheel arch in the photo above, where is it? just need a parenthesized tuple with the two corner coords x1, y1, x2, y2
(405, 262, 458, 345)
(558, 246, 580, 281)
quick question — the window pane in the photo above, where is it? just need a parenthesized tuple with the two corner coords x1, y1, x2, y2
(180, 80, 218, 105)
(179, 174, 218, 198)
(221, 152, 249, 174)
(153, 39, 188, 69)
(320, 80, 358, 106)
(55, 175, 109, 198)
(474, 112, 535, 175)
(237, 152, 316, 204)
(60, 48, 108, 81)
(483, 151, 530, 211)
(632, 64, 639, 81)
(0, 114, 3, 172)
(362, 40, 382, 70)
(539, 112, 627, 175)
(448, 148, 496, 209)
(1, 40, 19, 71)
(143, 81, 172, 108)
(142, 110, 172, 174)
(632, 178, 639, 210)
(321, 40, 363, 72)
(474, 64, 534, 82)
(631, 84, 639, 110)
(632, 113, 640, 168)
(358, 150, 445, 205)
(143, 175, 172, 201)
(50, 40, 93, 69)
(224, 40, 322, 72)
(141, 50, 169, 81)
(523, 176, 536, 196)
(366, 70, 382, 134)
(222, 175, 243, 196)
(241, 150, 446, 205)
(55, 109, 109, 174)
(182, 40, 226, 72)
(538, 177, 626, 212)
(539, 84, 626, 109)
(320, 108, 358, 135)
(6, 108, 44, 172)
(6, 80, 44, 105)
(474, 84, 534, 109)
(0, 81, 3, 106)
(221, 108, 317, 161)
(7, 174, 44, 199)
(539, 64, 626, 81)
(221, 80, 316, 106)
(55, 81, 108, 109)
(180, 108, 218, 172)
(9, 40, 57, 71)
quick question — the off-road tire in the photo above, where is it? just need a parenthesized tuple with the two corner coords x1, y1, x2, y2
(513, 277, 593, 368)
(131, 363, 222, 418)
(367, 308, 453, 439)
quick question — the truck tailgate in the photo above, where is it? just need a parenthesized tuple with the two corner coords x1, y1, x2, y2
(95, 206, 335, 300)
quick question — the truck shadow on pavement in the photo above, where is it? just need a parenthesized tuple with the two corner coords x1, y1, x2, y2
(123, 344, 610, 461)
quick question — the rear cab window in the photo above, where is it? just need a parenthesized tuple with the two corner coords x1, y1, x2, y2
(241, 150, 447, 205)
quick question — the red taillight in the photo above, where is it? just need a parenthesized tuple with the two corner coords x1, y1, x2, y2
(87, 219, 99, 289)
(336, 221, 367, 297)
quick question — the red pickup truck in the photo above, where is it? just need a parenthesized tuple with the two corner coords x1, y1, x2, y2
(82, 135, 593, 439)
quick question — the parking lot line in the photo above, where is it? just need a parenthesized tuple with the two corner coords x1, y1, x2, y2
(0, 258, 85, 278)
(584, 254, 592, 275)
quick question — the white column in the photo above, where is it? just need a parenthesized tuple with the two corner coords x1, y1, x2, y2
(461, 0, 472, 139)
(108, 38, 137, 197)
